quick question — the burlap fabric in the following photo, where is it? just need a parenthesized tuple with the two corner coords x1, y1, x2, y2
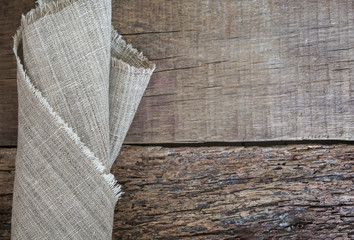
(11, 0, 155, 239)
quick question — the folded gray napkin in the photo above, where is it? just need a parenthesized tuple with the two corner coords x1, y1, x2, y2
(11, 0, 155, 238)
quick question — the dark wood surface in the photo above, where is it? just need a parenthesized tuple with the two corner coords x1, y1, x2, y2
(1, 0, 353, 146)
(0, 1, 34, 146)
(1, 145, 353, 239)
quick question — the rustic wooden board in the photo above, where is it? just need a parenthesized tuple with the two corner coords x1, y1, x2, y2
(0, 1, 34, 146)
(1, 0, 354, 146)
(1, 145, 353, 239)
(118, 0, 354, 143)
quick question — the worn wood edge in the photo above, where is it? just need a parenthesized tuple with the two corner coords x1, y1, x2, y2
(1, 144, 353, 239)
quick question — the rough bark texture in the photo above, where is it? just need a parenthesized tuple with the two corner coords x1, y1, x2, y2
(1, 0, 354, 146)
(1, 145, 353, 239)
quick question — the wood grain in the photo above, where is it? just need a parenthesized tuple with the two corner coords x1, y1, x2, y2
(0, 1, 34, 146)
(115, 0, 354, 143)
(1, 144, 353, 239)
(1, 0, 354, 146)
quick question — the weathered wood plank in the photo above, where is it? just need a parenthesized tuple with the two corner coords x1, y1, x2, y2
(1, 145, 353, 239)
(115, 0, 354, 143)
(0, 1, 34, 146)
(1, 0, 354, 146)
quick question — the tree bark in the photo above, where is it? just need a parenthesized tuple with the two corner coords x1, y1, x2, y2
(1, 144, 353, 239)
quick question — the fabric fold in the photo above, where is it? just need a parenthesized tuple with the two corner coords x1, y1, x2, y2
(11, 0, 155, 239)
(109, 28, 155, 167)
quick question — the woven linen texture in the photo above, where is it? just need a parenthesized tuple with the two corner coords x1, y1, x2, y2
(11, 0, 155, 239)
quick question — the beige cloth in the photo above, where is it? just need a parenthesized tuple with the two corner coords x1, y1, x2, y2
(11, 0, 155, 239)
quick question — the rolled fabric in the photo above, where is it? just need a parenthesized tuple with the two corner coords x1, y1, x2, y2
(11, 0, 155, 239)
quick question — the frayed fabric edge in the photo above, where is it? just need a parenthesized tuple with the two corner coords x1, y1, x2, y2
(111, 27, 156, 72)
(110, 57, 155, 77)
(22, 0, 82, 27)
(13, 26, 123, 202)
(26, 0, 156, 76)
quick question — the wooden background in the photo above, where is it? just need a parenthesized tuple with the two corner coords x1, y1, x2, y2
(1, 0, 354, 145)
(1, 145, 354, 239)
(0, 0, 353, 239)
